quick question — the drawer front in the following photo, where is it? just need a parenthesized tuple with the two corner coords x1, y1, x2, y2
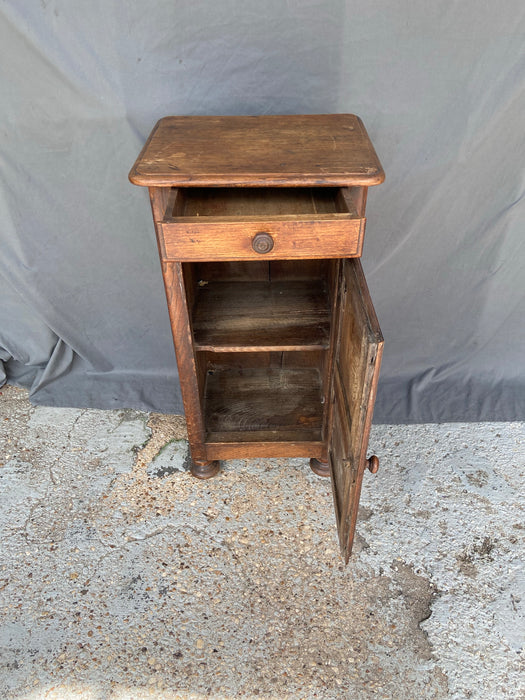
(158, 216, 365, 261)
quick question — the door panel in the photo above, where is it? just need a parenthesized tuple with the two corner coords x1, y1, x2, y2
(329, 258, 384, 562)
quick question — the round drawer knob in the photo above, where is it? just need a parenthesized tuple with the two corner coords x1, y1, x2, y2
(252, 232, 274, 254)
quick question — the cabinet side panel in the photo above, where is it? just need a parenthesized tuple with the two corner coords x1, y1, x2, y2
(159, 262, 207, 461)
(149, 189, 206, 458)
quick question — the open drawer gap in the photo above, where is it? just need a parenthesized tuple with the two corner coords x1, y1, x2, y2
(166, 187, 360, 219)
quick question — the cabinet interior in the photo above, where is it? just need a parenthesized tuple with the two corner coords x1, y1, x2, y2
(182, 259, 339, 444)
(168, 187, 360, 219)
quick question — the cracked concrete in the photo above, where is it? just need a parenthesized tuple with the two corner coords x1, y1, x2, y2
(0, 384, 523, 699)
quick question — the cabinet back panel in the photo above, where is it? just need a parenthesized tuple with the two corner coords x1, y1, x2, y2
(193, 260, 329, 282)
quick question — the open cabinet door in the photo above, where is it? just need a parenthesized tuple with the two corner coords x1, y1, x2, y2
(329, 258, 384, 563)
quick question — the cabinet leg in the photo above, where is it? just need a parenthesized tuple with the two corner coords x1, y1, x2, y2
(310, 458, 330, 478)
(190, 459, 220, 480)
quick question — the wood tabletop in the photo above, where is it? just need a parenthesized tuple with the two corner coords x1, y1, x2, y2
(129, 114, 384, 188)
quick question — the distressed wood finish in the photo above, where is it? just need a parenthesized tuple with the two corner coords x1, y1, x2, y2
(205, 441, 325, 461)
(204, 366, 323, 439)
(129, 114, 385, 187)
(328, 259, 384, 562)
(158, 186, 364, 262)
(192, 279, 330, 352)
(179, 187, 356, 216)
(160, 216, 364, 262)
(310, 458, 331, 477)
(131, 115, 385, 560)
(157, 260, 207, 461)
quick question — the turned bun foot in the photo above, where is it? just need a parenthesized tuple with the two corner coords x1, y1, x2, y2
(190, 459, 220, 479)
(310, 458, 330, 478)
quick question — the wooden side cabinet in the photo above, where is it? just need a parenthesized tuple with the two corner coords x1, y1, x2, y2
(129, 114, 384, 561)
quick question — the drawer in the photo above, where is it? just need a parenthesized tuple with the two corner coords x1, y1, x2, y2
(156, 187, 365, 261)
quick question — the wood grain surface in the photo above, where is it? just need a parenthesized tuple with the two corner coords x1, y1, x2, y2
(204, 365, 323, 440)
(158, 185, 364, 261)
(328, 258, 384, 562)
(129, 114, 385, 187)
(191, 279, 330, 351)
(159, 216, 363, 262)
(134, 117, 385, 562)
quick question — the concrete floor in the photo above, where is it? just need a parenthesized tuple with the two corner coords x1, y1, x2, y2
(0, 384, 523, 699)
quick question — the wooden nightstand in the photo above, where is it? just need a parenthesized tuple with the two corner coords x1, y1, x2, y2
(129, 114, 384, 561)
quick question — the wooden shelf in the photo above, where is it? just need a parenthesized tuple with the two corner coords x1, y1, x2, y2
(192, 279, 330, 351)
(203, 366, 323, 443)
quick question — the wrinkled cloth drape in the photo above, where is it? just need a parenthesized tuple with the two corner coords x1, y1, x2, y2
(1, 1, 524, 421)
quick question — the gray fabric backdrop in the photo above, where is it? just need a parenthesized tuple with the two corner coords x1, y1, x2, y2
(1, 1, 524, 422)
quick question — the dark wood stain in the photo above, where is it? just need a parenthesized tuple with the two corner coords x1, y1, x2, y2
(129, 114, 385, 187)
(192, 279, 330, 352)
(328, 259, 384, 562)
(131, 115, 385, 559)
